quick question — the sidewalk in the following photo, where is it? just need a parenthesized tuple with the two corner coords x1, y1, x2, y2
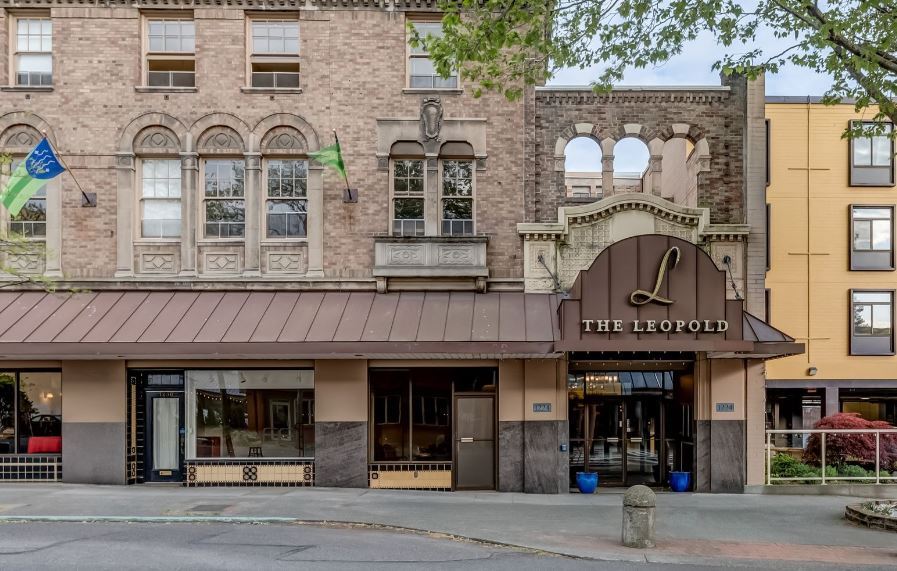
(0, 484, 894, 568)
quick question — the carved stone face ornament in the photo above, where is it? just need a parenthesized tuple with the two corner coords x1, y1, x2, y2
(420, 97, 443, 142)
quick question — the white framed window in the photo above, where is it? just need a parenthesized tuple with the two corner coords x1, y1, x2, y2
(140, 159, 181, 239)
(248, 18, 300, 88)
(12, 16, 52, 87)
(144, 16, 195, 88)
(203, 159, 245, 238)
(440, 159, 474, 236)
(265, 159, 308, 239)
(391, 159, 425, 236)
(5, 159, 47, 238)
(407, 20, 457, 89)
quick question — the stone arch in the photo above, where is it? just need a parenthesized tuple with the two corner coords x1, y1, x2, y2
(119, 112, 187, 154)
(196, 126, 245, 155)
(189, 113, 251, 153)
(254, 113, 320, 153)
(260, 127, 308, 155)
(133, 125, 181, 156)
(0, 111, 59, 152)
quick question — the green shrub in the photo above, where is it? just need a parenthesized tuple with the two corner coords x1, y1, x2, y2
(769, 453, 837, 484)
(838, 464, 875, 483)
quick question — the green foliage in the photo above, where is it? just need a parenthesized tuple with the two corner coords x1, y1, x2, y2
(769, 453, 881, 484)
(423, 0, 897, 128)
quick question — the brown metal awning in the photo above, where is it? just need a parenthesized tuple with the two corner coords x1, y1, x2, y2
(0, 291, 560, 360)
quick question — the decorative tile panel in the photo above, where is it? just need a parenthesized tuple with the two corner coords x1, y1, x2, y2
(266, 251, 307, 274)
(5, 253, 44, 274)
(373, 238, 488, 278)
(203, 252, 240, 274)
(185, 459, 314, 487)
(368, 462, 451, 491)
(140, 253, 175, 274)
(387, 245, 426, 266)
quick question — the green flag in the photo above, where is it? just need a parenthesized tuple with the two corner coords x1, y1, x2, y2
(308, 138, 347, 181)
(1, 137, 65, 217)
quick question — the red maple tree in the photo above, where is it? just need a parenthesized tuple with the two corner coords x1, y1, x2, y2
(803, 413, 897, 471)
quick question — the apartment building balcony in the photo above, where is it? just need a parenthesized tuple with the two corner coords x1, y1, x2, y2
(373, 235, 488, 293)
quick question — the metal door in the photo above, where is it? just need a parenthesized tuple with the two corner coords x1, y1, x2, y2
(454, 395, 495, 490)
(144, 391, 184, 483)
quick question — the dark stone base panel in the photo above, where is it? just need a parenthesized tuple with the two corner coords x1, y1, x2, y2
(185, 459, 314, 487)
(62, 422, 126, 485)
(710, 419, 746, 493)
(315, 421, 368, 488)
(695, 420, 711, 493)
(0, 455, 62, 481)
(498, 421, 524, 492)
(523, 420, 569, 494)
(368, 462, 452, 491)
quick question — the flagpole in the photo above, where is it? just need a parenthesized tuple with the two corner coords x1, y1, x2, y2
(332, 129, 351, 193)
(41, 132, 94, 206)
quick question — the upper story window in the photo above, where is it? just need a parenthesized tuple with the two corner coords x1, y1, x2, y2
(144, 16, 195, 88)
(391, 159, 425, 236)
(265, 159, 308, 238)
(203, 159, 245, 238)
(850, 121, 895, 186)
(851, 290, 895, 355)
(851, 205, 894, 270)
(408, 21, 457, 89)
(441, 160, 473, 236)
(6, 159, 46, 238)
(13, 15, 52, 87)
(249, 18, 300, 89)
(140, 159, 181, 239)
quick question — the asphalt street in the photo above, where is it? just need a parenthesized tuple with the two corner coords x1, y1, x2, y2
(0, 521, 889, 571)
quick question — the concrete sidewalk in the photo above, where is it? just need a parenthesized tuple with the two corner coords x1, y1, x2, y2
(0, 485, 894, 568)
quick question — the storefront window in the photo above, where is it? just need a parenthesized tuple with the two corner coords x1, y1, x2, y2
(0, 372, 62, 454)
(840, 389, 897, 425)
(186, 370, 314, 459)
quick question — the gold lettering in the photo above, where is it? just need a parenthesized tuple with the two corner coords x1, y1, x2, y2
(630, 246, 680, 306)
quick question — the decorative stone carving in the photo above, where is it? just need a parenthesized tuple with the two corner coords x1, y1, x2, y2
(198, 127, 243, 153)
(1, 126, 41, 150)
(115, 153, 135, 170)
(180, 152, 198, 170)
(204, 252, 240, 273)
(261, 127, 308, 154)
(266, 252, 306, 273)
(388, 245, 426, 265)
(654, 218, 696, 242)
(419, 97, 443, 141)
(134, 127, 179, 154)
(140, 253, 175, 273)
(5, 253, 44, 274)
(437, 245, 476, 265)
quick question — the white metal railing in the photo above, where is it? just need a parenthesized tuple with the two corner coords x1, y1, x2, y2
(766, 428, 897, 485)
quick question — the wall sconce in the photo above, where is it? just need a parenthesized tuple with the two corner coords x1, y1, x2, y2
(807, 367, 818, 376)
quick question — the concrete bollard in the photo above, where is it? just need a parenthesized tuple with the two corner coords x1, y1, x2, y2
(622, 485, 656, 548)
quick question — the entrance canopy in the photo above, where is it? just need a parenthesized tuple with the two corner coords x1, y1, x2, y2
(0, 290, 558, 359)
(557, 234, 803, 359)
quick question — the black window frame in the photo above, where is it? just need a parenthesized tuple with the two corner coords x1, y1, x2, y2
(850, 289, 896, 356)
(849, 204, 895, 271)
(0, 369, 63, 455)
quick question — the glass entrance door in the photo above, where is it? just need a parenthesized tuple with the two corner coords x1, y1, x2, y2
(454, 395, 495, 490)
(625, 398, 664, 486)
(145, 391, 184, 482)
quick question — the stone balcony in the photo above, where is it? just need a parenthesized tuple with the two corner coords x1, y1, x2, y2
(373, 236, 489, 292)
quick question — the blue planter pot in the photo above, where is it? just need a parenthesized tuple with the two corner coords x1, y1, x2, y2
(576, 472, 599, 494)
(669, 471, 691, 492)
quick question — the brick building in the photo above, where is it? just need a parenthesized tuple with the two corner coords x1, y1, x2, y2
(0, 2, 799, 492)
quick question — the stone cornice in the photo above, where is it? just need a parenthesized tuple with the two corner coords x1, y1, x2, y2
(0, 0, 440, 9)
(536, 89, 732, 105)
(517, 193, 710, 240)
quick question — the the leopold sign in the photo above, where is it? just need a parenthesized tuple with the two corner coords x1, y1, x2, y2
(558, 234, 745, 349)
(581, 244, 729, 334)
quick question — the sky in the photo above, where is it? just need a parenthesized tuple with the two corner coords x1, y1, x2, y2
(556, 30, 835, 172)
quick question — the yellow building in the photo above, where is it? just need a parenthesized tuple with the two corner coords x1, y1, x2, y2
(766, 97, 897, 435)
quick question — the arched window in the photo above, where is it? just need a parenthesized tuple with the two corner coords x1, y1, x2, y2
(613, 138, 650, 192)
(564, 137, 602, 198)
(390, 141, 425, 237)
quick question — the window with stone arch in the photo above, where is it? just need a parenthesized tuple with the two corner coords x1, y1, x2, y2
(564, 136, 603, 199)
(1, 125, 48, 239)
(612, 137, 650, 193)
(261, 127, 310, 240)
(133, 126, 183, 240)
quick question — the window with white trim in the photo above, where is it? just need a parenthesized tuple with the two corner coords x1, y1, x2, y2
(392, 159, 425, 236)
(5, 159, 46, 238)
(13, 16, 52, 87)
(440, 159, 473, 236)
(407, 21, 457, 89)
(266, 159, 308, 238)
(249, 19, 300, 88)
(203, 159, 245, 238)
(144, 17, 195, 88)
(140, 159, 181, 238)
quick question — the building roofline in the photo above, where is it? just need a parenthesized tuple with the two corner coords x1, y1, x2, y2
(765, 95, 857, 104)
(538, 85, 732, 92)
